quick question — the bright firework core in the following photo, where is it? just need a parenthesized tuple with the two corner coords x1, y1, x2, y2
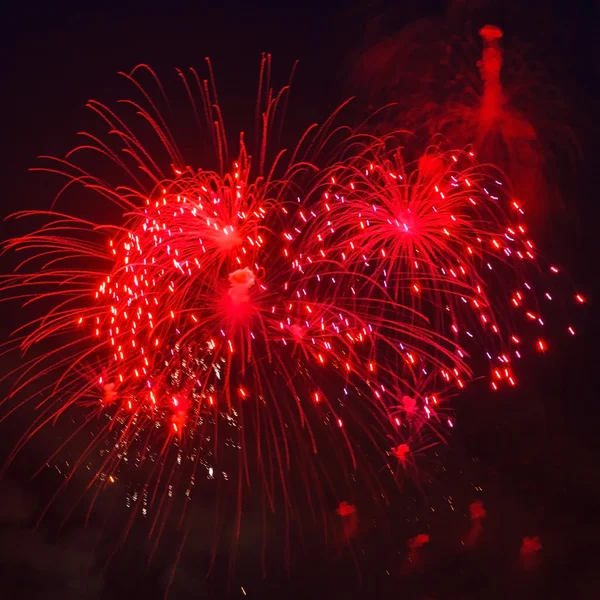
(212, 224, 242, 251)
(395, 209, 417, 234)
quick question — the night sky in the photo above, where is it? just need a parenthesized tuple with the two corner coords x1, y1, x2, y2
(1, 1, 599, 598)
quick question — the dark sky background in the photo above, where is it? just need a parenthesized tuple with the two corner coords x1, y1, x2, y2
(1, 1, 599, 598)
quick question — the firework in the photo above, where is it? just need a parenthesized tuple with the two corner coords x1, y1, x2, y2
(300, 130, 583, 401)
(0, 58, 404, 575)
(0, 53, 583, 583)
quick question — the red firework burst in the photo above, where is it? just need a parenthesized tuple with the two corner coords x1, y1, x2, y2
(0, 53, 584, 585)
(0, 57, 398, 576)
(299, 131, 583, 399)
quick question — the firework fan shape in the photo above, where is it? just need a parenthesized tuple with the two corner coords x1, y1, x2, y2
(0, 55, 583, 581)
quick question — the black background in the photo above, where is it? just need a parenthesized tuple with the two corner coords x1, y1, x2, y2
(1, 1, 599, 598)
